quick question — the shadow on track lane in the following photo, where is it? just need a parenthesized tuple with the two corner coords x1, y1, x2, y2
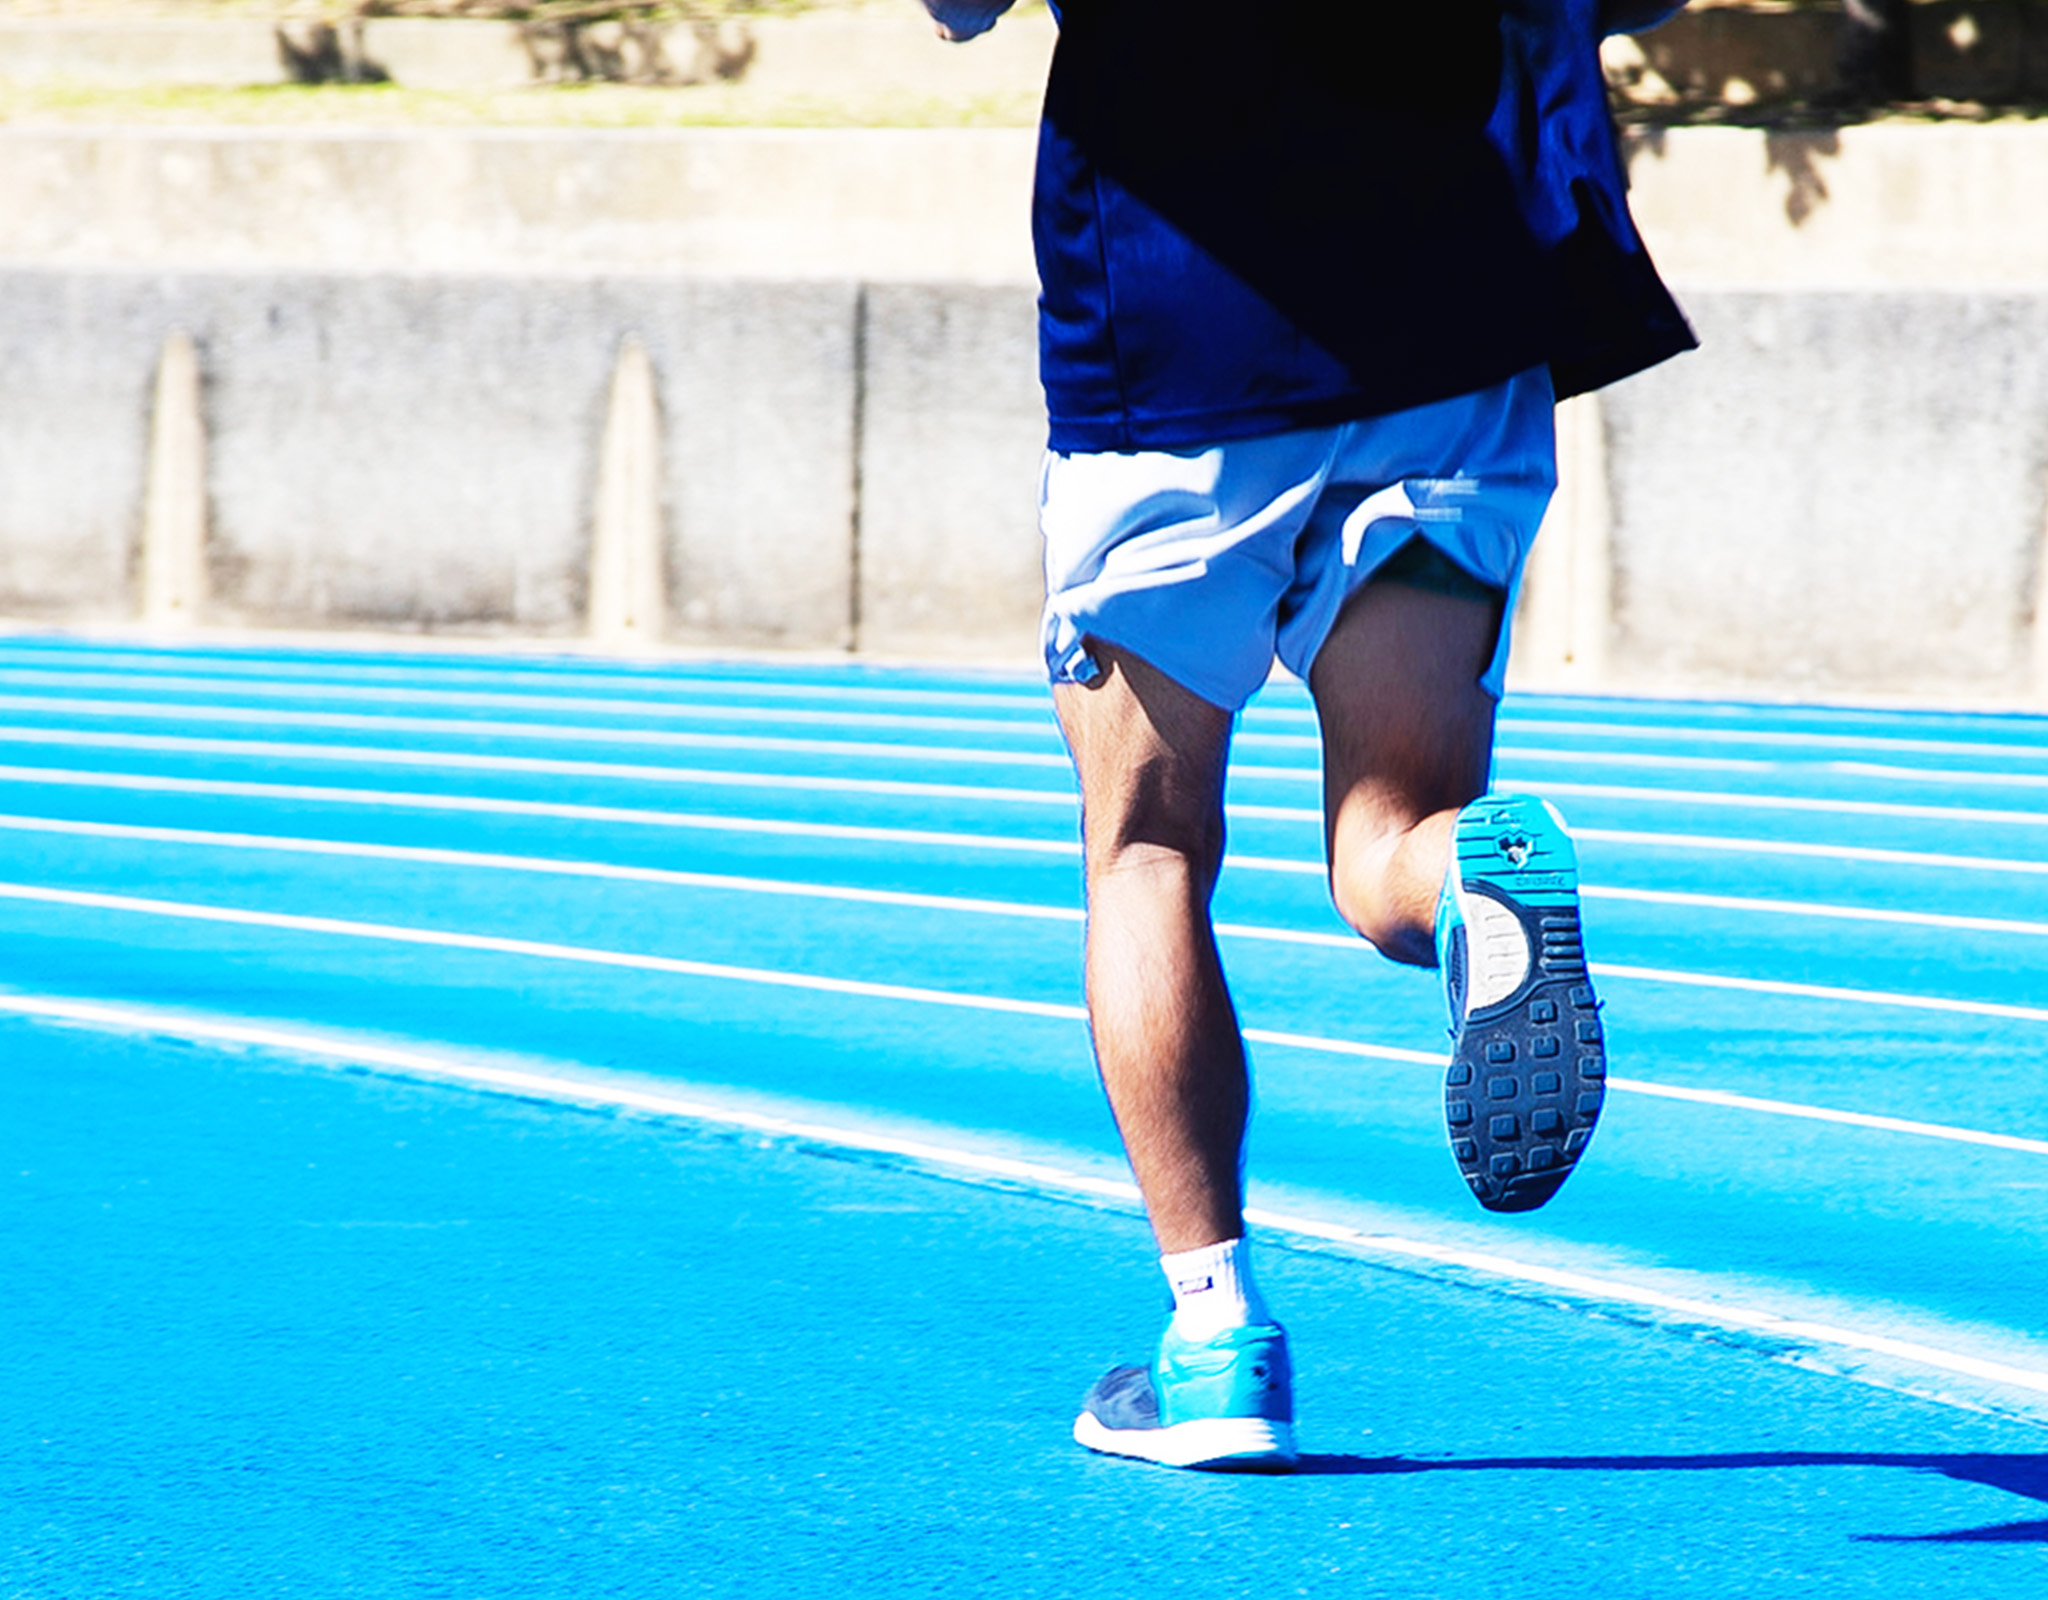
(1287, 1450, 2048, 1542)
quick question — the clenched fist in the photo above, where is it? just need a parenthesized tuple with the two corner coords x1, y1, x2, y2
(921, 0, 1016, 43)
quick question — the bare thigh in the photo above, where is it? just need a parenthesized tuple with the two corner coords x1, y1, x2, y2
(1053, 646, 1235, 882)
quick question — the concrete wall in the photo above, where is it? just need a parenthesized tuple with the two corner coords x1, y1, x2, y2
(1521, 124, 2048, 705)
(0, 127, 1038, 284)
(1620, 123, 2048, 288)
(0, 267, 1040, 654)
(857, 284, 1043, 659)
(3, 122, 2048, 703)
(1601, 293, 2048, 699)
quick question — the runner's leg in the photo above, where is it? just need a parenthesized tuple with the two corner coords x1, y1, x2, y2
(1308, 569, 1503, 960)
(1052, 642, 1245, 1254)
(1312, 559, 1607, 1213)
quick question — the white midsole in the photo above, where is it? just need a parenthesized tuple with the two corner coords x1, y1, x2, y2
(1072, 1411, 1297, 1469)
(1459, 883, 1532, 1014)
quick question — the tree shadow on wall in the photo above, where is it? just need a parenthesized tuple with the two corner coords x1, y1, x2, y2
(1764, 127, 1843, 226)
(520, 18, 756, 85)
(274, 13, 756, 87)
(276, 22, 392, 85)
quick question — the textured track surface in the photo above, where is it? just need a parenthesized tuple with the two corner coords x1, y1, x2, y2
(7, 1021, 2048, 1598)
(4, 636, 2048, 1594)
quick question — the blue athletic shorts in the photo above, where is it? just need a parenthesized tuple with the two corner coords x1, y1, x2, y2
(1038, 366, 1557, 711)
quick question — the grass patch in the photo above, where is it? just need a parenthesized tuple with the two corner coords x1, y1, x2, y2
(0, 2, 818, 16)
(0, 78, 1041, 126)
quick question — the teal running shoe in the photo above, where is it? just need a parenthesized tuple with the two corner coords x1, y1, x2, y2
(1072, 1322, 1296, 1471)
(1437, 793, 1606, 1213)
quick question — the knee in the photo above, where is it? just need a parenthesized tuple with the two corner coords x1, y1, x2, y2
(1329, 839, 1437, 967)
(1082, 789, 1227, 898)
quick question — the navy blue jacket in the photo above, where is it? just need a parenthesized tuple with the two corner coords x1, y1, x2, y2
(1034, 0, 1695, 451)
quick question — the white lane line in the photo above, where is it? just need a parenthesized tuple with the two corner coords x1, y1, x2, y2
(1496, 747, 1778, 773)
(7, 990, 2046, 1405)
(9, 703, 2048, 829)
(10, 762, 2048, 898)
(0, 712, 1310, 790)
(9, 877, 2048, 1140)
(0, 878, 1405, 1078)
(1591, 962, 2048, 1025)
(12, 819, 2015, 1028)
(1240, 1028, 1442, 1065)
(0, 706, 1074, 771)
(0, 672, 1059, 737)
(1573, 827, 2048, 877)
(14, 811, 2046, 946)
(0, 811, 1347, 954)
(0, 880, 1096, 1022)
(1233, 881, 2048, 943)
(0, 814, 1092, 923)
(0, 993, 1143, 1200)
(10, 717, 2048, 835)
(0, 746, 1272, 829)
(22, 687, 1798, 769)
(1520, 779, 2048, 828)
(1605, 1078, 2048, 1157)
(0, 766, 1085, 858)
(1248, 749, 2016, 783)
(1832, 761, 2048, 790)
(8, 652, 2044, 763)
(1236, 1202, 2048, 1401)
(1234, 731, 1321, 751)
(1228, 853, 1327, 876)
(9, 765, 2048, 893)
(1219, 923, 1352, 948)
(1501, 718, 2048, 763)
(1580, 884, 2048, 939)
(0, 731, 1079, 800)
(0, 649, 1053, 711)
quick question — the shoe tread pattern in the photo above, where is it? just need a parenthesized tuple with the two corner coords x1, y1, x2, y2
(1444, 799, 1605, 1213)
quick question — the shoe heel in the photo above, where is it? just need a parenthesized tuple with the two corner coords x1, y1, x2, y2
(1168, 1416, 1297, 1470)
(1457, 794, 1579, 909)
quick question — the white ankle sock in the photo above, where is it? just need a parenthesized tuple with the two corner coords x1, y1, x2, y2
(1161, 1237, 1270, 1340)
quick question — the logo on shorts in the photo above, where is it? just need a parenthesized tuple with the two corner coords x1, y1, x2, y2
(1414, 476, 1480, 523)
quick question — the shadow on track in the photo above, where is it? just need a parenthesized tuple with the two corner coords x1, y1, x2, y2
(1293, 1451, 2048, 1542)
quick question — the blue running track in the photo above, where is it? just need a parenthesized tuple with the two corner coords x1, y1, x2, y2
(3, 635, 2046, 1595)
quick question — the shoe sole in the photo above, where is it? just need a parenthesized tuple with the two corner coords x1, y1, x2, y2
(1444, 795, 1606, 1213)
(1072, 1412, 1298, 1472)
